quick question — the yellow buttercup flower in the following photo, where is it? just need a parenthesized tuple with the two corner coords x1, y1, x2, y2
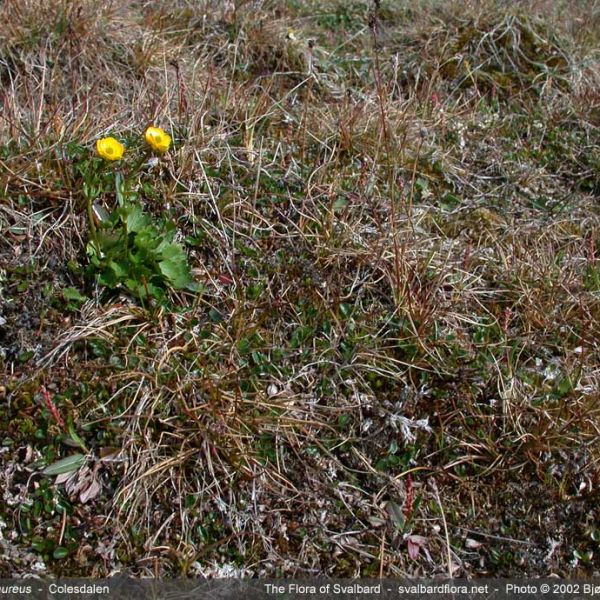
(144, 126, 171, 153)
(96, 137, 125, 161)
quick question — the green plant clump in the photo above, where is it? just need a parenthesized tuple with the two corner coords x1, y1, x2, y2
(87, 199, 195, 302)
(76, 133, 196, 303)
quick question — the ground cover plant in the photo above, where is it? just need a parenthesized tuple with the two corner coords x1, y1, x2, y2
(1, 0, 599, 578)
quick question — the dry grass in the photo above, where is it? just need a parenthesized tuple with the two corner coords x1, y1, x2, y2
(1, 0, 599, 578)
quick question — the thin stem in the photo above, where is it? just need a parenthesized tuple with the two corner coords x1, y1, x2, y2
(86, 192, 99, 252)
(369, 1, 404, 308)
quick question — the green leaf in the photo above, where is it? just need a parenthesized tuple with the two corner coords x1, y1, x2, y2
(338, 414, 351, 427)
(339, 302, 352, 318)
(333, 196, 349, 212)
(159, 240, 186, 262)
(53, 547, 69, 560)
(108, 260, 128, 279)
(62, 287, 85, 302)
(209, 308, 223, 323)
(236, 243, 259, 258)
(246, 283, 263, 300)
(123, 204, 149, 233)
(159, 260, 191, 288)
(416, 178, 428, 191)
(290, 325, 313, 348)
(82, 182, 99, 201)
(386, 500, 405, 530)
(134, 227, 161, 251)
(42, 454, 86, 476)
(67, 421, 88, 453)
(31, 536, 48, 552)
(159, 243, 192, 288)
(440, 193, 461, 211)
(115, 172, 125, 206)
(554, 376, 573, 398)
(62, 287, 86, 309)
(18, 350, 35, 363)
(125, 278, 143, 294)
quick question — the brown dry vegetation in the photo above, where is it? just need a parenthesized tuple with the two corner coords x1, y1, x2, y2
(1, 0, 599, 578)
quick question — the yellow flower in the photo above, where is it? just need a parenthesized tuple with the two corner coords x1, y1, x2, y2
(144, 126, 171, 153)
(96, 137, 125, 161)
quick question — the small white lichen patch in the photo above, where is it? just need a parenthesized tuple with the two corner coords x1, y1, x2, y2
(388, 415, 432, 443)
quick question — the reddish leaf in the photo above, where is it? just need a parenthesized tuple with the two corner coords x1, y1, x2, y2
(79, 478, 102, 504)
(39, 385, 66, 429)
(218, 273, 234, 285)
(407, 537, 420, 560)
(406, 535, 428, 561)
(404, 473, 414, 519)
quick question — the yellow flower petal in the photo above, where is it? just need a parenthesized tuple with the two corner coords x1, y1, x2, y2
(96, 137, 125, 161)
(144, 126, 171, 153)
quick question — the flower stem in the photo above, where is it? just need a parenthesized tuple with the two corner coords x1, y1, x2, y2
(86, 193, 99, 253)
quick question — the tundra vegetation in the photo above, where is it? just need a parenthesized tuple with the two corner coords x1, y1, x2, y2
(0, 0, 599, 578)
